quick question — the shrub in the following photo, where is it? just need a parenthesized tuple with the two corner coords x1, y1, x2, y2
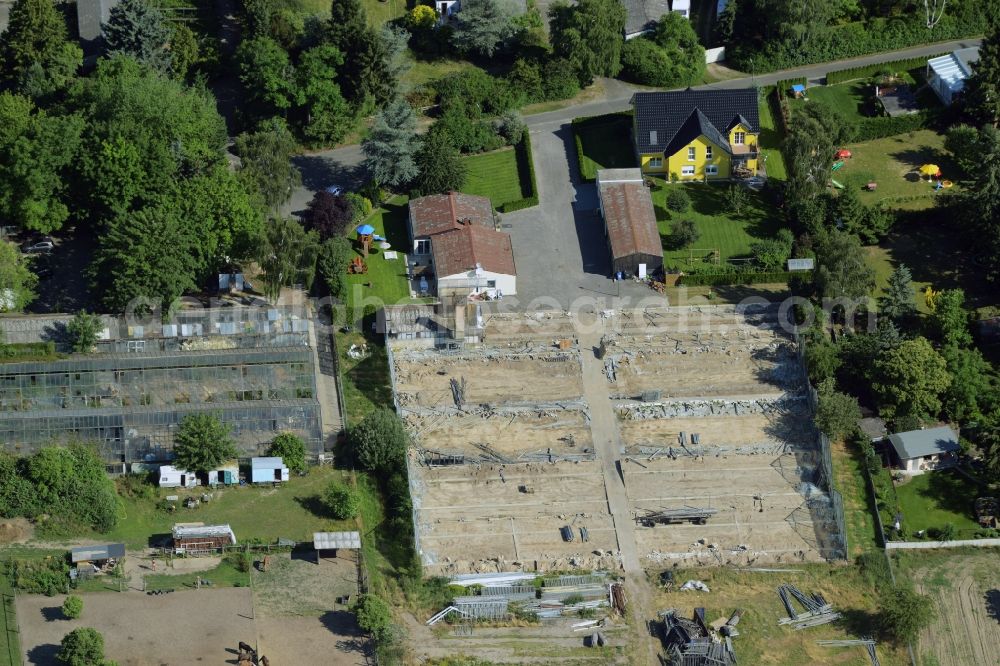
(57, 627, 108, 666)
(266, 432, 307, 474)
(8, 558, 69, 595)
(724, 185, 750, 215)
(669, 219, 699, 249)
(323, 481, 360, 520)
(494, 111, 526, 146)
(353, 593, 395, 643)
(665, 188, 690, 213)
(349, 407, 409, 473)
(62, 595, 83, 619)
(620, 38, 674, 86)
(677, 271, 797, 286)
(879, 585, 936, 644)
(67, 312, 103, 353)
(826, 54, 948, 85)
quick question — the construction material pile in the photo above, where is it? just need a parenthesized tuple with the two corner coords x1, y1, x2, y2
(776, 584, 840, 629)
(660, 608, 738, 666)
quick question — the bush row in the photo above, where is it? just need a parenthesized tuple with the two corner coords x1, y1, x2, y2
(499, 134, 539, 213)
(728, 9, 989, 73)
(825, 53, 949, 85)
(775, 77, 807, 97)
(676, 270, 802, 286)
(0, 341, 58, 361)
(853, 109, 937, 142)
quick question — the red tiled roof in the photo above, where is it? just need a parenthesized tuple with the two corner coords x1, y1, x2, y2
(432, 223, 516, 278)
(599, 181, 661, 260)
(409, 192, 494, 238)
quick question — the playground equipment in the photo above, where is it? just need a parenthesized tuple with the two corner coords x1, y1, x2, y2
(348, 256, 368, 274)
(832, 161, 845, 171)
(831, 179, 844, 189)
(835, 149, 852, 159)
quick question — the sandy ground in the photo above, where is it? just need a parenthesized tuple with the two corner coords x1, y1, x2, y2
(412, 461, 622, 575)
(915, 551, 1000, 666)
(254, 552, 358, 616)
(17, 588, 255, 666)
(618, 408, 814, 450)
(393, 352, 584, 407)
(258, 613, 367, 666)
(407, 407, 593, 457)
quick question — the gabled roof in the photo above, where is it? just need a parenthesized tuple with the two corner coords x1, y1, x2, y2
(409, 192, 494, 239)
(596, 169, 662, 261)
(888, 426, 960, 460)
(632, 89, 760, 154)
(622, 0, 671, 37)
(663, 108, 732, 158)
(432, 222, 516, 278)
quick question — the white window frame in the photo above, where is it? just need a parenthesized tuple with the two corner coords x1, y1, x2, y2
(705, 165, 719, 175)
(734, 131, 746, 145)
(681, 165, 696, 176)
(705, 146, 713, 160)
(415, 239, 431, 255)
(687, 147, 696, 161)
(648, 157, 663, 168)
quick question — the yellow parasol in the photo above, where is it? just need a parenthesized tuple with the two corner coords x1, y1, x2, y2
(919, 164, 940, 179)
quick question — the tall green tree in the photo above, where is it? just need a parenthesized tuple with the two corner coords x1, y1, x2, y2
(814, 231, 875, 300)
(103, 0, 172, 73)
(267, 432, 307, 473)
(173, 413, 238, 473)
(452, 0, 519, 57)
(57, 628, 112, 666)
(349, 407, 409, 473)
(879, 586, 936, 645)
(413, 130, 467, 195)
(964, 27, 1000, 127)
(930, 288, 972, 347)
(168, 23, 200, 79)
(0, 240, 37, 312)
(950, 125, 1000, 281)
(648, 12, 705, 83)
(235, 120, 302, 211)
(237, 37, 300, 114)
(941, 344, 996, 423)
(296, 45, 353, 145)
(873, 336, 951, 419)
(548, 0, 626, 85)
(880, 264, 915, 324)
(67, 312, 103, 353)
(326, 0, 394, 104)
(815, 377, 861, 441)
(327, 0, 369, 55)
(362, 98, 420, 189)
(258, 217, 321, 300)
(318, 236, 354, 302)
(785, 104, 853, 212)
(0, 0, 79, 90)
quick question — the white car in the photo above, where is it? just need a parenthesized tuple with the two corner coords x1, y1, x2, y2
(22, 239, 54, 254)
(325, 185, 343, 195)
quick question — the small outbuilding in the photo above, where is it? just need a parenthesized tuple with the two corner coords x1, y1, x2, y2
(158, 465, 198, 488)
(204, 463, 239, 487)
(70, 543, 126, 577)
(251, 456, 289, 484)
(596, 169, 664, 278)
(887, 426, 960, 475)
(926, 47, 979, 105)
(313, 531, 361, 562)
(172, 523, 237, 554)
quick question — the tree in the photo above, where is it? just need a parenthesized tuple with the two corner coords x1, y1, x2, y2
(408, 5, 437, 30)
(62, 595, 83, 620)
(949, 126, 1000, 280)
(669, 219, 699, 249)
(648, 12, 705, 83)
(548, 0, 626, 85)
(349, 407, 409, 473)
(323, 481, 360, 519)
(267, 432, 307, 474)
(0, 0, 79, 90)
(880, 264, 915, 324)
(169, 23, 200, 79)
(665, 188, 690, 213)
(412, 130, 467, 195)
(724, 185, 750, 215)
(785, 104, 853, 210)
(814, 231, 875, 300)
(452, 0, 518, 57)
(103, 0, 172, 73)
(620, 38, 675, 87)
(318, 236, 354, 302)
(750, 229, 794, 270)
(964, 27, 1000, 127)
(815, 377, 861, 440)
(296, 45, 354, 145)
(941, 344, 996, 422)
(67, 312, 103, 353)
(57, 628, 110, 666)
(879, 586, 936, 644)
(237, 37, 299, 114)
(873, 337, 951, 419)
(235, 120, 302, 211)
(362, 98, 421, 189)
(945, 124, 985, 175)
(327, 0, 369, 56)
(258, 217, 321, 300)
(327, 0, 394, 105)
(0, 240, 37, 312)
(805, 337, 841, 385)
(304, 191, 355, 239)
(352, 593, 394, 643)
(172, 413, 237, 474)
(929, 288, 972, 347)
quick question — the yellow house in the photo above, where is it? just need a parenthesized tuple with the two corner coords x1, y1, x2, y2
(630, 89, 761, 181)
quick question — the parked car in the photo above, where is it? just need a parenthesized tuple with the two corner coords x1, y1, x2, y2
(22, 239, 54, 253)
(325, 185, 343, 195)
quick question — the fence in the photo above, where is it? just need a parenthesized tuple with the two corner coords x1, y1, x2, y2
(886, 537, 1000, 550)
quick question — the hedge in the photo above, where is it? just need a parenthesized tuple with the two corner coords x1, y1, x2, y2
(775, 77, 808, 97)
(572, 112, 634, 183)
(676, 270, 802, 286)
(825, 53, 949, 85)
(853, 109, 937, 142)
(499, 133, 539, 212)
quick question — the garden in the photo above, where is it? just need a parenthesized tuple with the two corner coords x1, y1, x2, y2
(461, 137, 538, 212)
(572, 112, 637, 182)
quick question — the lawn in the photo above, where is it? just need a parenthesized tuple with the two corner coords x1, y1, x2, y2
(758, 91, 787, 181)
(0, 575, 18, 666)
(144, 558, 250, 591)
(462, 147, 530, 209)
(894, 470, 983, 539)
(572, 113, 637, 181)
(799, 82, 874, 122)
(836, 129, 961, 210)
(293, 0, 405, 24)
(336, 329, 394, 428)
(77, 467, 356, 549)
(344, 195, 414, 312)
(831, 439, 881, 557)
(403, 54, 478, 89)
(649, 180, 784, 269)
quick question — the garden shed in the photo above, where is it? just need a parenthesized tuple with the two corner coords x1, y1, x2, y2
(251, 456, 289, 483)
(158, 465, 198, 488)
(313, 531, 361, 561)
(596, 169, 664, 278)
(172, 523, 237, 554)
(887, 426, 960, 475)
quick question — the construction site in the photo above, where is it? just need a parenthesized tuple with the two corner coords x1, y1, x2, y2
(390, 305, 843, 576)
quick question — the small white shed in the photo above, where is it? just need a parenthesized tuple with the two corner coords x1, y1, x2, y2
(251, 457, 289, 483)
(159, 465, 198, 488)
(926, 48, 979, 105)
